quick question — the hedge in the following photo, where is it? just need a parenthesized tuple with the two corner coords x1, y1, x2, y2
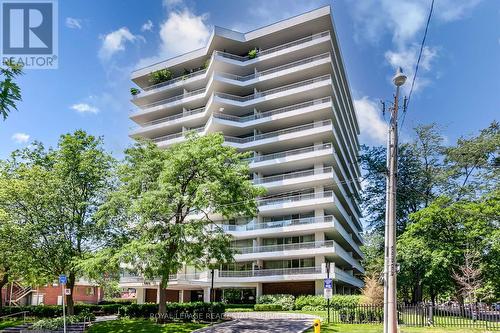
(294, 295, 361, 310)
(256, 294, 295, 311)
(118, 302, 225, 322)
(254, 304, 283, 311)
(0, 302, 126, 318)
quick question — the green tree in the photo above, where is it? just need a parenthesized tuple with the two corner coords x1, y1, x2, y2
(97, 133, 264, 317)
(360, 123, 445, 235)
(400, 190, 500, 303)
(444, 121, 500, 198)
(0, 60, 23, 120)
(0, 131, 115, 314)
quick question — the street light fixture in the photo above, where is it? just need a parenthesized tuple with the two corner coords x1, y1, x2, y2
(384, 67, 406, 333)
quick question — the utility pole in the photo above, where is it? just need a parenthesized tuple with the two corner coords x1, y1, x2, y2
(383, 67, 407, 333)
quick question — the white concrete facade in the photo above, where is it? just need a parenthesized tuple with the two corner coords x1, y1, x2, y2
(125, 5, 363, 303)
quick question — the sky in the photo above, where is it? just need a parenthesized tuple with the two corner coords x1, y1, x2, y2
(1, 0, 499, 159)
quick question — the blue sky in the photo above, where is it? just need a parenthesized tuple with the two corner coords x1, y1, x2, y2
(1, 0, 499, 158)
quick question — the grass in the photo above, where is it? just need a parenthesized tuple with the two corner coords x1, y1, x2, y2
(0, 319, 25, 329)
(87, 319, 207, 333)
(303, 323, 493, 333)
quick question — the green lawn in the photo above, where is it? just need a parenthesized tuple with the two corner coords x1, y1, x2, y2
(0, 319, 25, 329)
(304, 323, 492, 333)
(88, 319, 207, 333)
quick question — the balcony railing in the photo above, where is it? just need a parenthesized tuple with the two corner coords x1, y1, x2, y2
(214, 31, 330, 62)
(221, 215, 334, 232)
(248, 143, 333, 163)
(217, 53, 330, 82)
(135, 31, 331, 93)
(224, 120, 332, 144)
(254, 167, 333, 185)
(213, 97, 331, 123)
(334, 267, 363, 286)
(152, 127, 204, 143)
(235, 240, 336, 254)
(215, 75, 331, 102)
(134, 107, 206, 130)
(218, 266, 322, 278)
(258, 190, 333, 207)
(133, 87, 206, 112)
(142, 68, 209, 93)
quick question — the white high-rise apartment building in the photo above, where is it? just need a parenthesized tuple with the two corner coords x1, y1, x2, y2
(124, 6, 364, 304)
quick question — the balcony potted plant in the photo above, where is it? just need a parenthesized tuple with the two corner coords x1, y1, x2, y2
(130, 87, 140, 96)
(248, 48, 258, 59)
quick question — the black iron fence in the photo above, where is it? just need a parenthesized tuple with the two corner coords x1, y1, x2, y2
(327, 304, 500, 330)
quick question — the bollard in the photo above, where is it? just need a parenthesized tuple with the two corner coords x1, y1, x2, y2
(313, 319, 321, 333)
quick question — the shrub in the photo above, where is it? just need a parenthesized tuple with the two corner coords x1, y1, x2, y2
(295, 295, 326, 310)
(254, 304, 283, 311)
(32, 313, 93, 330)
(149, 68, 173, 85)
(130, 87, 140, 96)
(100, 304, 122, 314)
(224, 304, 254, 309)
(248, 48, 258, 59)
(99, 299, 135, 305)
(330, 295, 362, 309)
(257, 294, 295, 311)
(301, 305, 325, 311)
(118, 302, 225, 322)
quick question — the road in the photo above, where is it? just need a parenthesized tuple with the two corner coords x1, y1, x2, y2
(194, 312, 318, 333)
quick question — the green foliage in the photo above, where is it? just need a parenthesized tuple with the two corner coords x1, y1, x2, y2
(130, 87, 140, 96)
(254, 304, 283, 311)
(248, 48, 258, 59)
(118, 302, 225, 322)
(0, 60, 23, 120)
(32, 311, 95, 330)
(149, 68, 173, 85)
(256, 294, 295, 311)
(99, 133, 264, 314)
(294, 295, 326, 310)
(0, 131, 115, 314)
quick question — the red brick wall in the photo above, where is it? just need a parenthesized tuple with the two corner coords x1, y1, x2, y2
(262, 281, 315, 296)
(38, 285, 103, 305)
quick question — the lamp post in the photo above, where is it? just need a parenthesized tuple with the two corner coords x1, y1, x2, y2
(383, 67, 406, 333)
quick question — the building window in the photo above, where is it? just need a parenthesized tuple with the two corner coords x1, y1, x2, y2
(85, 287, 95, 296)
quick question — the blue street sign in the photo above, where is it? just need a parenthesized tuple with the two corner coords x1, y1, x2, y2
(59, 275, 67, 284)
(324, 278, 333, 289)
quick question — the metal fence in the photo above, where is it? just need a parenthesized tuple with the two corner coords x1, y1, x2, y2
(327, 304, 500, 330)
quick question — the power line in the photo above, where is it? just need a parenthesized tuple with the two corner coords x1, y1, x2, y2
(400, 0, 435, 130)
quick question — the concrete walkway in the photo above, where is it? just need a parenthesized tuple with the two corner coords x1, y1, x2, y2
(194, 312, 319, 333)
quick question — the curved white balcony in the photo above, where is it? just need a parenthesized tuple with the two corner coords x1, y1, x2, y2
(254, 167, 334, 193)
(334, 268, 364, 288)
(131, 97, 332, 138)
(248, 143, 334, 174)
(234, 240, 364, 274)
(132, 31, 332, 101)
(257, 190, 334, 216)
(130, 74, 333, 125)
(217, 266, 324, 283)
(221, 215, 363, 259)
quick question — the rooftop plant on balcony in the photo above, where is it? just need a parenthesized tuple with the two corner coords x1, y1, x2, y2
(130, 87, 140, 96)
(248, 48, 258, 59)
(148, 68, 172, 85)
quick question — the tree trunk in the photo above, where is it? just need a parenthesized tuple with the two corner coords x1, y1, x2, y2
(0, 272, 9, 314)
(158, 278, 168, 323)
(66, 271, 76, 315)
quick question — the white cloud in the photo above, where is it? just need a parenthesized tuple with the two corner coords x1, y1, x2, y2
(65, 17, 82, 29)
(163, 0, 183, 7)
(349, 0, 480, 97)
(11, 132, 30, 144)
(99, 27, 141, 60)
(70, 103, 99, 114)
(354, 97, 388, 145)
(136, 8, 211, 69)
(141, 20, 154, 32)
(385, 44, 438, 94)
(159, 10, 210, 56)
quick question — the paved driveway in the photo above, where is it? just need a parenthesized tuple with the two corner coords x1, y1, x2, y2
(195, 312, 318, 333)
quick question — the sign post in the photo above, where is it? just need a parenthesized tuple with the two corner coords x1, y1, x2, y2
(324, 262, 332, 324)
(59, 275, 67, 333)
